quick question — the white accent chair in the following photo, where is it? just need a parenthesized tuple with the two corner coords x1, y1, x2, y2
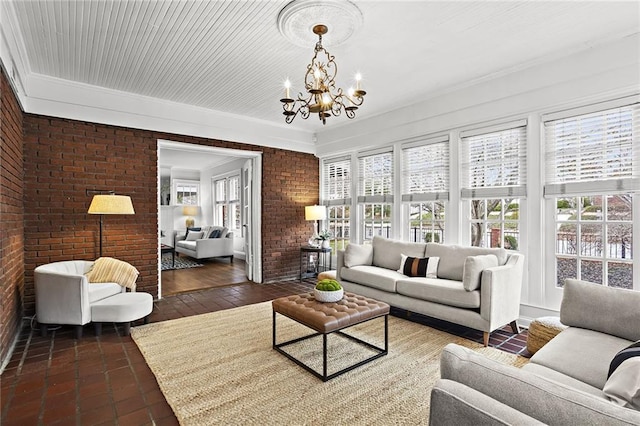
(34, 260, 125, 338)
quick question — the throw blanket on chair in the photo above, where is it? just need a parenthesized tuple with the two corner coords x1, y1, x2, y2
(86, 257, 139, 291)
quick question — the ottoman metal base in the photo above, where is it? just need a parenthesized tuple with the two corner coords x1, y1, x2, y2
(272, 292, 390, 382)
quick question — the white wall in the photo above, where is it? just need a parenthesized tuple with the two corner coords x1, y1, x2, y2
(315, 34, 640, 321)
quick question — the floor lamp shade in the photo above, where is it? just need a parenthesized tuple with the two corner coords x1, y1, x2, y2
(183, 205, 198, 228)
(88, 194, 135, 257)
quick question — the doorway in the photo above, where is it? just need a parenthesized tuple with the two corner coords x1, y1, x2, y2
(157, 140, 262, 298)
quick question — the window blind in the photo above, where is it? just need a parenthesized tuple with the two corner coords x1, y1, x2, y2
(358, 150, 394, 203)
(401, 137, 449, 202)
(322, 156, 351, 206)
(544, 102, 640, 196)
(460, 123, 527, 199)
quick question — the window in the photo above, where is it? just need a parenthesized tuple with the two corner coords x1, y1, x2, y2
(461, 120, 527, 248)
(173, 180, 199, 206)
(358, 149, 393, 241)
(213, 174, 241, 231)
(322, 156, 351, 251)
(402, 136, 449, 243)
(544, 99, 638, 289)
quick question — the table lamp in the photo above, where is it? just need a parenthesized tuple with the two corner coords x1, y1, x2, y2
(183, 205, 199, 228)
(305, 205, 326, 245)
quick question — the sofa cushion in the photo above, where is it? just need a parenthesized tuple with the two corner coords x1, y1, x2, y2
(425, 244, 508, 281)
(340, 265, 404, 293)
(521, 363, 604, 398)
(372, 236, 426, 270)
(603, 357, 640, 410)
(530, 327, 632, 389)
(396, 278, 480, 308)
(177, 240, 196, 250)
(185, 231, 204, 241)
(462, 254, 499, 291)
(87, 283, 122, 303)
(344, 243, 373, 267)
(398, 255, 439, 278)
(561, 279, 640, 342)
(208, 226, 229, 238)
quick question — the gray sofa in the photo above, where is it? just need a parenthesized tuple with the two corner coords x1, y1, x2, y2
(336, 236, 525, 345)
(174, 226, 234, 262)
(430, 279, 640, 425)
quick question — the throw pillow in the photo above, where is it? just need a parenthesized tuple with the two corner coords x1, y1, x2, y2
(185, 227, 201, 239)
(344, 243, 373, 267)
(462, 254, 499, 291)
(209, 229, 222, 238)
(603, 341, 640, 409)
(398, 254, 439, 278)
(85, 257, 139, 290)
(185, 231, 204, 241)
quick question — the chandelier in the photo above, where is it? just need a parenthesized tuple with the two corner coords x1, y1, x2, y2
(280, 24, 366, 125)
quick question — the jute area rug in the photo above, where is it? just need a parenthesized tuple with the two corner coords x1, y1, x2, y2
(132, 301, 528, 425)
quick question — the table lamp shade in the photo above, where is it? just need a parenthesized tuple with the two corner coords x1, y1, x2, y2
(183, 205, 198, 228)
(305, 205, 326, 221)
(88, 194, 135, 215)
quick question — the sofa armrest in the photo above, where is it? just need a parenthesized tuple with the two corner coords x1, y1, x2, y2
(439, 343, 640, 425)
(429, 379, 544, 426)
(336, 249, 346, 281)
(480, 253, 524, 327)
(193, 236, 234, 258)
(561, 279, 640, 341)
(34, 270, 91, 325)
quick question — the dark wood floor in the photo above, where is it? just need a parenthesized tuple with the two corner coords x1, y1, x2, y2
(161, 255, 248, 296)
(1, 264, 530, 425)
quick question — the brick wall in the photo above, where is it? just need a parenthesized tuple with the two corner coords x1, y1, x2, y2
(0, 67, 25, 364)
(21, 116, 319, 314)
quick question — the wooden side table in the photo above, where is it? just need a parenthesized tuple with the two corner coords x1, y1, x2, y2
(160, 244, 175, 268)
(300, 246, 332, 280)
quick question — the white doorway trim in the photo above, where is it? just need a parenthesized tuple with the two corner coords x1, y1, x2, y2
(157, 140, 263, 298)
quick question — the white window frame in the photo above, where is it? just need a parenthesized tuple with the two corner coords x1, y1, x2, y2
(321, 156, 352, 251)
(543, 98, 639, 304)
(460, 120, 528, 249)
(172, 179, 200, 206)
(401, 135, 449, 243)
(357, 148, 394, 242)
(212, 172, 241, 231)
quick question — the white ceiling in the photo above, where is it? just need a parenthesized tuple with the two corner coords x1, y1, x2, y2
(7, 0, 639, 137)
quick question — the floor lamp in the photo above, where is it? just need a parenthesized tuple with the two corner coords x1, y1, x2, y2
(88, 192, 135, 257)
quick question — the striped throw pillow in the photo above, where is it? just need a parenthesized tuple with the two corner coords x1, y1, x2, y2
(398, 254, 439, 278)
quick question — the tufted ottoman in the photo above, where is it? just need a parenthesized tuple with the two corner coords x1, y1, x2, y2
(91, 292, 153, 336)
(272, 292, 390, 381)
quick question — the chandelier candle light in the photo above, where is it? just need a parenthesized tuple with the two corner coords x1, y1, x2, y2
(281, 24, 366, 125)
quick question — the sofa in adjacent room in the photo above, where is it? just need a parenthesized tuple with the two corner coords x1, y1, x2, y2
(173, 226, 234, 262)
(336, 236, 525, 345)
(430, 278, 640, 425)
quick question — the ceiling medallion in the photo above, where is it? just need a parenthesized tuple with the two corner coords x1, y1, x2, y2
(277, 0, 363, 47)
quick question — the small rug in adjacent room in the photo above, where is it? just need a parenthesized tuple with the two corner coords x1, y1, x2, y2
(161, 253, 203, 271)
(131, 302, 528, 425)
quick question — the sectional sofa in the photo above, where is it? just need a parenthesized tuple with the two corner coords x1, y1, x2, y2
(430, 279, 640, 424)
(336, 236, 525, 345)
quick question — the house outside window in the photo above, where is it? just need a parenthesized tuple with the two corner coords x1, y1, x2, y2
(544, 99, 638, 289)
(358, 149, 394, 242)
(461, 121, 527, 249)
(401, 136, 449, 243)
(322, 156, 351, 251)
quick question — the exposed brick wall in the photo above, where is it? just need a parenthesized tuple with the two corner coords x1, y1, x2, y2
(0, 67, 25, 365)
(21, 116, 319, 314)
